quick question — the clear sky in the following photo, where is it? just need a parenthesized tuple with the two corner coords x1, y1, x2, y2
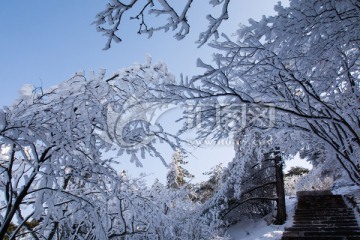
(1, 0, 310, 183)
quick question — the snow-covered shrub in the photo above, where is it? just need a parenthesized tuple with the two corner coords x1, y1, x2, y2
(193, 164, 224, 203)
(284, 166, 310, 196)
(292, 148, 342, 192)
(129, 180, 227, 240)
(295, 165, 335, 191)
(205, 133, 279, 226)
(285, 175, 302, 196)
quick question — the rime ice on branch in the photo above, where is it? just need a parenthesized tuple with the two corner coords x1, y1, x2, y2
(94, 0, 230, 49)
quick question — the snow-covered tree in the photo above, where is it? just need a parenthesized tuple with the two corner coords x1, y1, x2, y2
(141, 0, 360, 184)
(284, 166, 310, 196)
(141, 180, 225, 239)
(166, 148, 194, 189)
(0, 59, 184, 239)
(95, 0, 359, 184)
(212, 133, 280, 224)
(285, 166, 309, 178)
(94, 0, 359, 226)
(194, 163, 224, 203)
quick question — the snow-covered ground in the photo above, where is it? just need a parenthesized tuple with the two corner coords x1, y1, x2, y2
(226, 197, 297, 240)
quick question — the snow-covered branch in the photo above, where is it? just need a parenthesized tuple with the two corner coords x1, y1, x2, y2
(148, 0, 360, 184)
(0, 59, 203, 239)
(94, 0, 232, 49)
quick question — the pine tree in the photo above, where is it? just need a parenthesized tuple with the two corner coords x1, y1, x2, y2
(194, 164, 224, 203)
(166, 149, 194, 189)
(285, 166, 309, 178)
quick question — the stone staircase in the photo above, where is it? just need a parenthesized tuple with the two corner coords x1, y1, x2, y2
(282, 191, 360, 240)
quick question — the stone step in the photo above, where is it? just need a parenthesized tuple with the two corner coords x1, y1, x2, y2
(290, 223, 359, 228)
(297, 198, 344, 201)
(295, 213, 355, 219)
(297, 197, 343, 201)
(282, 191, 360, 240)
(295, 211, 355, 217)
(283, 230, 360, 237)
(295, 209, 354, 214)
(298, 195, 342, 202)
(296, 204, 348, 209)
(293, 220, 359, 225)
(286, 226, 360, 232)
(297, 202, 347, 204)
(294, 219, 356, 223)
(294, 216, 356, 221)
(292, 222, 359, 227)
(297, 198, 345, 203)
(282, 236, 360, 240)
(296, 206, 349, 209)
(297, 197, 344, 201)
(295, 215, 355, 218)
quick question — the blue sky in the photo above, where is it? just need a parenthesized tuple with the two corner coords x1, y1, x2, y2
(1, 1, 310, 183)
